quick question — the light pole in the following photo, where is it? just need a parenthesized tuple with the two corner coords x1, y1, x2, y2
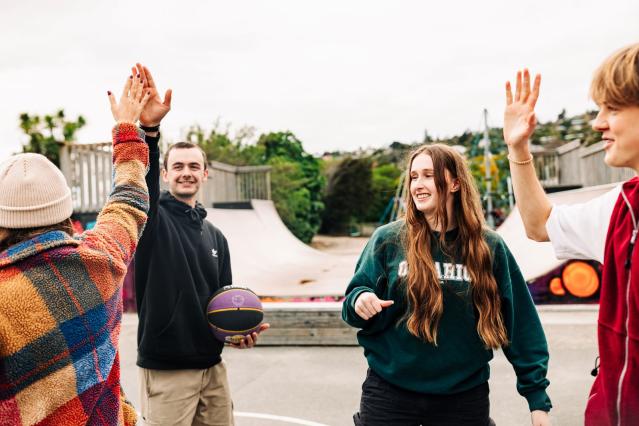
(482, 108, 495, 228)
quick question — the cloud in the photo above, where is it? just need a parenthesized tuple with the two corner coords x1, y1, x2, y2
(1, 0, 638, 161)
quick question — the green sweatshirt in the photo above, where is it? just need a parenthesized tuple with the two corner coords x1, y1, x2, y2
(342, 221, 551, 412)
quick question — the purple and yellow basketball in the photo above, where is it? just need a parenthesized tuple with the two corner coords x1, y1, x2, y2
(206, 286, 263, 344)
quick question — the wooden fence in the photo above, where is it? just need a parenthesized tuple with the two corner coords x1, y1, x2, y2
(59, 142, 113, 213)
(200, 161, 271, 205)
(535, 140, 635, 189)
(534, 151, 560, 188)
(59, 142, 271, 213)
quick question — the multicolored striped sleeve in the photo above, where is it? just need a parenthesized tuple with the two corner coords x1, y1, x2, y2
(82, 122, 150, 267)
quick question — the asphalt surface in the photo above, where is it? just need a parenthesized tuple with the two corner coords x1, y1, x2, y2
(120, 306, 598, 426)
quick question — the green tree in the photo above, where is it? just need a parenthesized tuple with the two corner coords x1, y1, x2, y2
(257, 132, 325, 243)
(469, 132, 515, 225)
(184, 124, 324, 243)
(320, 157, 373, 234)
(366, 163, 402, 222)
(19, 109, 86, 166)
(268, 157, 316, 242)
(185, 123, 263, 166)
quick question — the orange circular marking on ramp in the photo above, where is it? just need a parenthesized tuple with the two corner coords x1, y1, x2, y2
(549, 277, 566, 296)
(562, 262, 599, 298)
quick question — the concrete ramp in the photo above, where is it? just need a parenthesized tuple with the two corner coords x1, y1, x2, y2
(497, 182, 619, 281)
(205, 181, 618, 296)
(206, 200, 357, 297)
(251, 200, 331, 258)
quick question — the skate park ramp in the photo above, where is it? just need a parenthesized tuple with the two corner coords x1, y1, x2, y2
(206, 200, 357, 297)
(497, 182, 619, 281)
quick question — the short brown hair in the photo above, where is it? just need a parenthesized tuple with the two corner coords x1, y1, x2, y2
(0, 218, 74, 252)
(163, 142, 208, 170)
(591, 43, 639, 108)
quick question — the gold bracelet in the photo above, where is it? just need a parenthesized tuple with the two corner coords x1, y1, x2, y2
(507, 155, 533, 165)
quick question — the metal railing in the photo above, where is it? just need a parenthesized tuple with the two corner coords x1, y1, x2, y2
(202, 161, 271, 204)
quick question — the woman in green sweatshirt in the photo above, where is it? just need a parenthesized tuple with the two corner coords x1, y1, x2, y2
(342, 144, 551, 426)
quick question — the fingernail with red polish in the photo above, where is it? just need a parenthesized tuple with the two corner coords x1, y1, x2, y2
(107, 91, 111, 95)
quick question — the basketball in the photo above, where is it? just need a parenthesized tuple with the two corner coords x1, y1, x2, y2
(206, 286, 264, 344)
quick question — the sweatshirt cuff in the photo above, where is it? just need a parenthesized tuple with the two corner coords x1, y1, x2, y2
(112, 122, 145, 145)
(111, 123, 149, 168)
(145, 133, 160, 150)
(524, 389, 552, 412)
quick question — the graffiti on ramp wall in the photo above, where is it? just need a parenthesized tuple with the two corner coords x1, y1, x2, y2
(527, 259, 601, 304)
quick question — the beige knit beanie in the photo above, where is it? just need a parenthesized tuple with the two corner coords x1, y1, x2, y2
(0, 153, 73, 229)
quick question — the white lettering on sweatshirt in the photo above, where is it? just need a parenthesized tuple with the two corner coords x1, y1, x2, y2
(397, 260, 471, 282)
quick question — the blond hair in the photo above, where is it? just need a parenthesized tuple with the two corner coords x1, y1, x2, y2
(591, 43, 639, 107)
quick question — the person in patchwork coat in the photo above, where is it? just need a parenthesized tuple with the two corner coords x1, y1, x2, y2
(0, 72, 152, 425)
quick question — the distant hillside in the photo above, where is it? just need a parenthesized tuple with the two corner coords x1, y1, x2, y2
(321, 109, 600, 166)
(318, 109, 601, 230)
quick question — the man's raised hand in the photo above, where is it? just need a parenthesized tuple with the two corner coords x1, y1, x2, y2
(134, 63, 172, 127)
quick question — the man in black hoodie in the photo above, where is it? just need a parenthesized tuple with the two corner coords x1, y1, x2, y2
(132, 64, 268, 426)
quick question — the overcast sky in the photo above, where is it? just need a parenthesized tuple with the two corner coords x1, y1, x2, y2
(1, 0, 638, 162)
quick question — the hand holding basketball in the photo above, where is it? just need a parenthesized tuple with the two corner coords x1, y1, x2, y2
(228, 323, 271, 349)
(355, 292, 393, 320)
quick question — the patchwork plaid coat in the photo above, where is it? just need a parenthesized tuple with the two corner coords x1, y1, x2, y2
(0, 123, 149, 425)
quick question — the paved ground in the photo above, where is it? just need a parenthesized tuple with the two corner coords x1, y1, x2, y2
(120, 307, 598, 426)
(309, 235, 369, 256)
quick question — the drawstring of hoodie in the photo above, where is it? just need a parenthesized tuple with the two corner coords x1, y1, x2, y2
(160, 191, 207, 227)
(185, 208, 201, 223)
(184, 206, 207, 232)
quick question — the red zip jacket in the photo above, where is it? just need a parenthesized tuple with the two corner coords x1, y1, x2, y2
(586, 176, 639, 425)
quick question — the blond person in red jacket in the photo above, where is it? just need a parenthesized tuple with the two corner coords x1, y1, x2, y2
(504, 44, 639, 426)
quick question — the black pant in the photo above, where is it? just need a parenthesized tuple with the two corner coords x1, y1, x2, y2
(354, 369, 494, 426)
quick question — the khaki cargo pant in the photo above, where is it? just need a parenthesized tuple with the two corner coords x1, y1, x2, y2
(139, 361, 234, 426)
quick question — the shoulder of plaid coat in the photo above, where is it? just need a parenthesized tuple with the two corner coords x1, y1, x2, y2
(0, 123, 148, 425)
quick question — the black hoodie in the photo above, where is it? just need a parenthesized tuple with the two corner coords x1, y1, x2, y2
(134, 135, 232, 369)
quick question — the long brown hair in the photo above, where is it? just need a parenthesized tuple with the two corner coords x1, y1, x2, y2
(0, 218, 74, 253)
(402, 144, 507, 349)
